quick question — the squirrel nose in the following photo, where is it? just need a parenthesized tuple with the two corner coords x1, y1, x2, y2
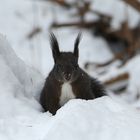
(64, 73, 71, 81)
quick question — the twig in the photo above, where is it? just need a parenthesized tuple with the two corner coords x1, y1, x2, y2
(103, 73, 129, 85)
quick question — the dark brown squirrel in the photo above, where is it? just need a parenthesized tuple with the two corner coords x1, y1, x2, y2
(40, 33, 106, 115)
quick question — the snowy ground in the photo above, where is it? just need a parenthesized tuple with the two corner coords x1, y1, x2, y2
(0, 0, 140, 139)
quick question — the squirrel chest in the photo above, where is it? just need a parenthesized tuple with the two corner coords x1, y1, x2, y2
(59, 83, 76, 106)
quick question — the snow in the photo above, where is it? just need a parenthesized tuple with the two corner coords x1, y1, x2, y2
(93, 0, 140, 29)
(0, 34, 50, 140)
(0, 34, 43, 100)
(0, 34, 140, 140)
(44, 97, 140, 140)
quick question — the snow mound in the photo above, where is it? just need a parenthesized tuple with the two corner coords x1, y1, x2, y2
(45, 97, 140, 140)
(0, 34, 44, 117)
(0, 34, 140, 140)
(0, 34, 44, 99)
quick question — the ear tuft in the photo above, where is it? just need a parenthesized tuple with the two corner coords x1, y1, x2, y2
(74, 32, 82, 58)
(49, 32, 60, 63)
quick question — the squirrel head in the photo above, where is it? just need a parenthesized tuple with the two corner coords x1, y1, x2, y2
(50, 32, 82, 83)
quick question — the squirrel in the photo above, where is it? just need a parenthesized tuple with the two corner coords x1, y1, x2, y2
(40, 33, 106, 115)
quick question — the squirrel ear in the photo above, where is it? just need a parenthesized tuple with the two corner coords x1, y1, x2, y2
(74, 32, 82, 58)
(49, 32, 60, 63)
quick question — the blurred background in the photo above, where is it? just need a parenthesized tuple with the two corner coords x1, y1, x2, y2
(1, 0, 140, 105)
